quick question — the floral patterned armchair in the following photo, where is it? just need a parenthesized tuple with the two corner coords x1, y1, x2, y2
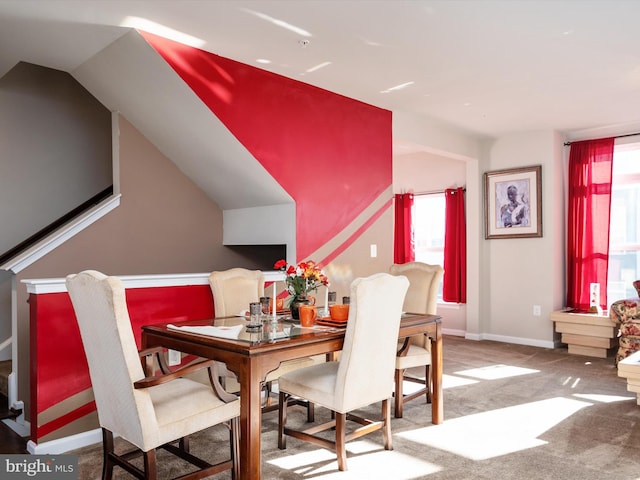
(610, 280, 640, 364)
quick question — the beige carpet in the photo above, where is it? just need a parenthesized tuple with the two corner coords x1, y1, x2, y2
(72, 336, 640, 479)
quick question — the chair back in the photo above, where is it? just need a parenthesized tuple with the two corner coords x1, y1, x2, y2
(335, 273, 409, 412)
(390, 262, 443, 349)
(209, 268, 265, 317)
(389, 262, 443, 315)
(66, 270, 157, 448)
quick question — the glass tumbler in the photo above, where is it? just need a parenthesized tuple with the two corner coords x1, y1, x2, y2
(248, 302, 263, 329)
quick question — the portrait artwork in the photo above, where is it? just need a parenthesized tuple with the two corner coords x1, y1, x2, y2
(495, 179, 530, 229)
(484, 165, 542, 239)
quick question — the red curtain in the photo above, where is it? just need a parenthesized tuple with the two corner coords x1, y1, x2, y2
(567, 138, 614, 311)
(394, 193, 414, 264)
(443, 188, 467, 303)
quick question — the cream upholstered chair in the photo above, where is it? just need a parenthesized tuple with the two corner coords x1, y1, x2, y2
(277, 273, 409, 471)
(66, 270, 240, 480)
(209, 268, 265, 317)
(389, 262, 443, 418)
(209, 268, 315, 414)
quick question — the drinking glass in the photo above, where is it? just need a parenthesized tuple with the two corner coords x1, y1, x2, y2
(248, 302, 263, 330)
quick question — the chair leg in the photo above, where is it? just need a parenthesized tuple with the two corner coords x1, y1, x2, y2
(101, 428, 114, 480)
(335, 412, 347, 471)
(143, 450, 158, 480)
(278, 391, 288, 449)
(307, 401, 315, 423)
(425, 364, 432, 403)
(178, 435, 190, 453)
(264, 381, 274, 406)
(229, 417, 240, 480)
(394, 367, 404, 418)
(382, 399, 392, 450)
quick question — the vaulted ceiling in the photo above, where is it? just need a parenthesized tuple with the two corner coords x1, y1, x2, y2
(2, 0, 639, 140)
(2, 0, 640, 212)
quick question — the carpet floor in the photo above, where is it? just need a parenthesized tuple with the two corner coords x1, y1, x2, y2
(72, 335, 640, 479)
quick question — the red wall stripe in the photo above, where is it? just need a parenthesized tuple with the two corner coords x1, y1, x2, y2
(36, 401, 96, 440)
(319, 198, 392, 266)
(31, 285, 214, 442)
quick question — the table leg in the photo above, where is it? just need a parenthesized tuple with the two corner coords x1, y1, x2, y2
(239, 359, 263, 480)
(430, 327, 443, 424)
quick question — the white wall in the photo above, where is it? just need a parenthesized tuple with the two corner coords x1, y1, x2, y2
(480, 131, 564, 347)
(393, 110, 482, 341)
(393, 151, 468, 334)
(393, 114, 566, 347)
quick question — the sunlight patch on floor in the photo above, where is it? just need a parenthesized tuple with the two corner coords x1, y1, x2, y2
(397, 397, 591, 460)
(573, 393, 635, 403)
(402, 372, 479, 391)
(443, 373, 480, 388)
(267, 439, 441, 478)
(454, 364, 539, 380)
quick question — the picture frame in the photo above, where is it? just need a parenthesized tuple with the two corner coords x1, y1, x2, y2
(484, 165, 542, 239)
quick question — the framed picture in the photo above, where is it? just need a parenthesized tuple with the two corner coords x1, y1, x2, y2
(484, 165, 542, 239)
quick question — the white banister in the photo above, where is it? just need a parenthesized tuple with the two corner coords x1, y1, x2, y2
(22, 270, 286, 294)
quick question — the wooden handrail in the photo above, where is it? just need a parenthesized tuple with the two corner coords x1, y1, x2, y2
(0, 186, 113, 265)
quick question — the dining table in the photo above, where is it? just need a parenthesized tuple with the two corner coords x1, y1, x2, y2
(141, 312, 442, 480)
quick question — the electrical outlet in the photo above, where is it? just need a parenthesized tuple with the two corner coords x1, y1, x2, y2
(533, 305, 541, 316)
(168, 349, 182, 366)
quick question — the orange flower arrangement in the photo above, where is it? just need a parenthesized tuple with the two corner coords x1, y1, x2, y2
(274, 259, 329, 297)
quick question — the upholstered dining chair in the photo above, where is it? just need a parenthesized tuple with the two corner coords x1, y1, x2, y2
(389, 262, 443, 418)
(389, 262, 444, 418)
(209, 268, 315, 415)
(66, 270, 240, 480)
(277, 272, 409, 471)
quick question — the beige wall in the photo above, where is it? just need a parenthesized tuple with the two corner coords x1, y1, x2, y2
(482, 130, 564, 346)
(16, 115, 251, 418)
(323, 208, 394, 302)
(393, 150, 468, 334)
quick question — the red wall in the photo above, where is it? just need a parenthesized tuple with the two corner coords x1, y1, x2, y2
(30, 286, 214, 442)
(141, 31, 392, 261)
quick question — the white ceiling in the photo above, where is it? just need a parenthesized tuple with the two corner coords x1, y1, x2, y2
(1, 0, 640, 141)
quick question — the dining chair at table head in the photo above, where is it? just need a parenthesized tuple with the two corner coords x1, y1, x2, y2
(209, 267, 316, 415)
(66, 270, 240, 480)
(209, 268, 265, 317)
(277, 272, 409, 471)
(389, 261, 444, 418)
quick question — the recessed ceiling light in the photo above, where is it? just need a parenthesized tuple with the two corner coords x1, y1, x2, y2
(243, 8, 312, 37)
(306, 61, 331, 73)
(256, 59, 271, 64)
(380, 81, 415, 93)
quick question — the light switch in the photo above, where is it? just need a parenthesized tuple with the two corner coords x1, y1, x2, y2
(370, 244, 377, 257)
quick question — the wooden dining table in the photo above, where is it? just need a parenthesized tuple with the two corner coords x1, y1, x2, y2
(141, 312, 442, 480)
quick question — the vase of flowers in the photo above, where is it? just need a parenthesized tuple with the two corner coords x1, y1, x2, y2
(274, 259, 329, 320)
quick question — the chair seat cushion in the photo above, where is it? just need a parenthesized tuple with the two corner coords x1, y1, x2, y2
(278, 362, 339, 411)
(396, 344, 431, 370)
(146, 378, 240, 449)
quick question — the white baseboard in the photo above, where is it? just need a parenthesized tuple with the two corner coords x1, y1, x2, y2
(463, 332, 555, 349)
(27, 428, 102, 454)
(442, 328, 466, 337)
(2, 418, 29, 437)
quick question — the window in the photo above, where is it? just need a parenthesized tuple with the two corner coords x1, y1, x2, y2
(413, 193, 445, 298)
(607, 142, 640, 304)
